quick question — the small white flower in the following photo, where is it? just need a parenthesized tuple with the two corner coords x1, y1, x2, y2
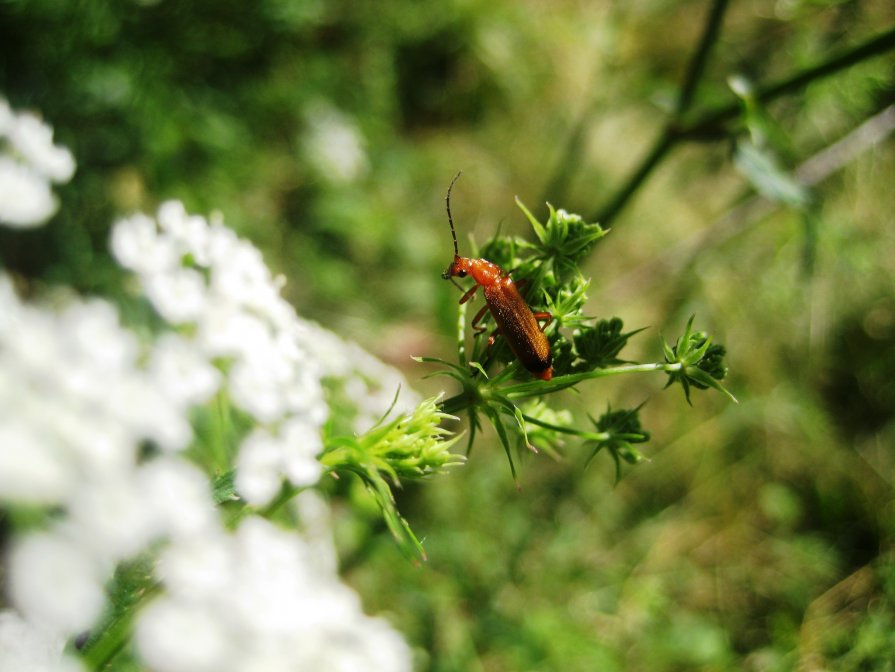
(110, 212, 180, 275)
(67, 474, 156, 560)
(234, 428, 284, 505)
(209, 240, 280, 316)
(108, 376, 193, 451)
(0, 156, 58, 226)
(138, 458, 218, 540)
(303, 106, 368, 183)
(136, 599, 233, 672)
(60, 299, 140, 374)
(0, 421, 70, 504)
(156, 534, 233, 601)
(143, 267, 208, 324)
(157, 200, 215, 264)
(0, 98, 74, 229)
(197, 300, 271, 359)
(280, 417, 324, 487)
(293, 491, 338, 574)
(228, 517, 322, 635)
(0, 611, 84, 672)
(140, 513, 413, 672)
(228, 353, 292, 423)
(48, 404, 134, 478)
(149, 333, 221, 407)
(7, 111, 76, 182)
(205, 220, 241, 268)
(9, 531, 106, 636)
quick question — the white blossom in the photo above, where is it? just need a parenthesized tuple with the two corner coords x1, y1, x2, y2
(138, 457, 218, 540)
(1, 153, 420, 671)
(136, 599, 233, 672)
(7, 111, 76, 182)
(0, 96, 75, 227)
(0, 611, 84, 672)
(235, 427, 285, 505)
(8, 531, 107, 636)
(143, 267, 209, 324)
(0, 420, 71, 503)
(136, 516, 413, 672)
(148, 333, 222, 407)
(110, 212, 179, 275)
(295, 317, 421, 432)
(280, 417, 324, 487)
(0, 156, 58, 226)
(235, 419, 324, 506)
(303, 105, 368, 183)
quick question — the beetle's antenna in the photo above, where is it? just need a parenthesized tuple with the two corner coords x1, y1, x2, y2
(445, 171, 462, 257)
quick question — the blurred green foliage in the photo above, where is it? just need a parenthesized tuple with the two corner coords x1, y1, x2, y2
(2, 0, 895, 669)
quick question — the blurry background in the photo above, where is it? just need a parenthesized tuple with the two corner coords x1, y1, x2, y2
(2, 0, 894, 669)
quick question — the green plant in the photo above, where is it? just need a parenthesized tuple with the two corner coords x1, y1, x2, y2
(419, 200, 736, 486)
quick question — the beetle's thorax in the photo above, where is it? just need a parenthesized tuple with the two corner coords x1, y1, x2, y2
(444, 256, 503, 287)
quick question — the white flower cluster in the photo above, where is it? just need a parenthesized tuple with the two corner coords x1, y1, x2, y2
(0, 97, 75, 227)
(0, 276, 219, 671)
(0, 212, 416, 669)
(138, 503, 411, 672)
(0, 94, 419, 669)
(111, 201, 329, 505)
(296, 317, 421, 434)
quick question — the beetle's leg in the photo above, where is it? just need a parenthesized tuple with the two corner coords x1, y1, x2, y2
(470, 303, 490, 336)
(459, 284, 480, 305)
(533, 312, 553, 331)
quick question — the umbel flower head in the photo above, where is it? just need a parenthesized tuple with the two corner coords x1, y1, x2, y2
(1, 186, 419, 669)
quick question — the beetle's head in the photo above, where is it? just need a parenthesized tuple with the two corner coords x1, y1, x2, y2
(442, 256, 471, 280)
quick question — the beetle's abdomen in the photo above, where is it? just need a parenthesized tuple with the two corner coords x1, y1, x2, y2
(484, 279, 552, 377)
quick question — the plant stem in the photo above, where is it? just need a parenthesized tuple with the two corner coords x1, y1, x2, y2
(595, 24, 895, 224)
(439, 361, 675, 415)
(676, 0, 731, 116)
(679, 25, 895, 140)
(79, 583, 162, 670)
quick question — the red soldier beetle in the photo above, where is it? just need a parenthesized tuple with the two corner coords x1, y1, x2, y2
(441, 172, 554, 381)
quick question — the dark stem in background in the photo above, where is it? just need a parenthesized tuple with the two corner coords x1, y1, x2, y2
(541, 0, 731, 216)
(592, 0, 730, 224)
(675, 0, 731, 116)
(677, 25, 895, 141)
(594, 24, 895, 225)
(536, 11, 895, 227)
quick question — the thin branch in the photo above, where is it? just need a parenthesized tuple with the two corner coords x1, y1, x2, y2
(676, 0, 731, 116)
(593, 129, 675, 224)
(601, 103, 895, 305)
(595, 24, 895, 225)
(679, 25, 895, 140)
(590, 0, 731, 224)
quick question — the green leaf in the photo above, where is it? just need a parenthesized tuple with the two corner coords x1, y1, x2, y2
(733, 139, 812, 208)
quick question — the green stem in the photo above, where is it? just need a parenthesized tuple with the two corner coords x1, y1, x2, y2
(680, 25, 895, 139)
(439, 361, 677, 415)
(675, 0, 731, 116)
(259, 482, 300, 518)
(596, 25, 895, 224)
(594, 130, 675, 224)
(79, 583, 162, 670)
(521, 412, 610, 442)
(545, 0, 730, 208)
